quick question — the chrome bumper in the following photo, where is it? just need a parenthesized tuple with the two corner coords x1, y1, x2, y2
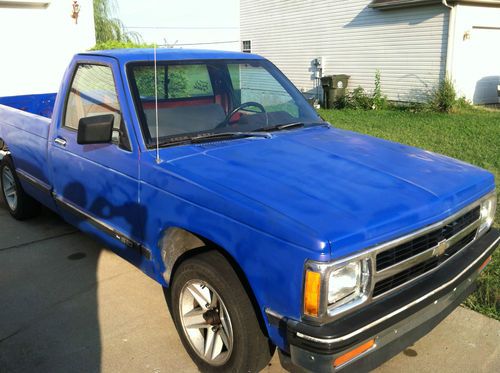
(280, 229, 499, 373)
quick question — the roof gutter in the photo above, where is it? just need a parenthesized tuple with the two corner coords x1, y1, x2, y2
(448, 0, 500, 5)
(443, 0, 457, 79)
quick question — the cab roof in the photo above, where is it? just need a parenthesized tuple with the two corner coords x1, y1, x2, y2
(79, 48, 264, 64)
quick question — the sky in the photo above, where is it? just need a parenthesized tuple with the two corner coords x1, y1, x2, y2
(116, 0, 240, 51)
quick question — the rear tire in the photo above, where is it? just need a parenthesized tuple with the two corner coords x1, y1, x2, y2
(0, 156, 40, 220)
(167, 250, 274, 372)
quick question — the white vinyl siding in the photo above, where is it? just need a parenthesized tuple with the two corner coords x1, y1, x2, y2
(240, 0, 449, 102)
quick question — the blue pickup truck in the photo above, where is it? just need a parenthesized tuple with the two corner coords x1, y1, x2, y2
(0, 49, 498, 372)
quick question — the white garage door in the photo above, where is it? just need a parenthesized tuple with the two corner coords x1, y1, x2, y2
(467, 27, 500, 104)
(455, 26, 500, 105)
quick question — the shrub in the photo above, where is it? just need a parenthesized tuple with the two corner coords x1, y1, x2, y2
(373, 70, 388, 110)
(331, 87, 374, 110)
(349, 87, 373, 110)
(455, 96, 474, 110)
(330, 70, 387, 110)
(428, 76, 457, 113)
(90, 40, 154, 51)
(332, 93, 349, 109)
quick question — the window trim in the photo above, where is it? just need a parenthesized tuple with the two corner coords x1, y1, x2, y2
(62, 61, 132, 151)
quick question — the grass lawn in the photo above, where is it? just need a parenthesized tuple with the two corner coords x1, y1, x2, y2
(318, 107, 500, 320)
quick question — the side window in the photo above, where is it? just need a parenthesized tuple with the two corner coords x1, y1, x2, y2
(64, 64, 128, 148)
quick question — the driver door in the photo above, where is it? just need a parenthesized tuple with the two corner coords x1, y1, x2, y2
(49, 57, 144, 250)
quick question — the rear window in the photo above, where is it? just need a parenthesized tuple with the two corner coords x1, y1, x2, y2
(134, 64, 213, 100)
(168, 65, 213, 98)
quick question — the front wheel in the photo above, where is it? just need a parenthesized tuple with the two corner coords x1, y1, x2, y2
(167, 250, 274, 372)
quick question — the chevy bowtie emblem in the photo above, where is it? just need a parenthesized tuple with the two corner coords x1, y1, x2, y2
(435, 239, 450, 256)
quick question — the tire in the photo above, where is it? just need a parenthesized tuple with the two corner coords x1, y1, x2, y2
(0, 155, 40, 220)
(167, 250, 274, 372)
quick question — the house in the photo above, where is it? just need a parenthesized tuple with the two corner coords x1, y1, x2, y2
(240, 0, 500, 104)
(0, 0, 95, 97)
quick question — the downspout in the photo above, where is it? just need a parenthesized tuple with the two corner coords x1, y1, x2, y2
(442, 0, 457, 79)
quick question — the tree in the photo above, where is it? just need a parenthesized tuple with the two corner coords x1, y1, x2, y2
(93, 0, 141, 43)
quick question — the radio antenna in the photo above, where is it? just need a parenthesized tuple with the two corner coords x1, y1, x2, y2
(154, 43, 161, 164)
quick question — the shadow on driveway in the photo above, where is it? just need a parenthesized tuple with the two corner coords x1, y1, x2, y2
(0, 198, 102, 372)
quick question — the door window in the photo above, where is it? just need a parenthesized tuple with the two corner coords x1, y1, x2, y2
(64, 64, 129, 148)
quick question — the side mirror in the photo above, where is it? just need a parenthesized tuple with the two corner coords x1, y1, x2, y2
(77, 114, 114, 145)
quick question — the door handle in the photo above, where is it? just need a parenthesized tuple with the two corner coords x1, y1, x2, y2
(54, 137, 67, 147)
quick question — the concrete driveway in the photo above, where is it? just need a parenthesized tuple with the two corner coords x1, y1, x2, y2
(0, 199, 499, 373)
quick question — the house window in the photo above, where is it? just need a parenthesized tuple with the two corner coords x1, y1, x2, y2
(242, 40, 252, 53)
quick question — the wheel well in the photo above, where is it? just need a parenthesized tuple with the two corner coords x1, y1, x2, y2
(0, 139, 9, 162)
(165, 228, 270, 339)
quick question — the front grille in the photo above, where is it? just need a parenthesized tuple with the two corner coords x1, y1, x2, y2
(373, 229, 477, 297)
(376, 206, 480, 271)
(374, 257, 439, 297)
(443, 230, 477, 259)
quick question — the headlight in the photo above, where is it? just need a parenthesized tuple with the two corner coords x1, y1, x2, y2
(304, 258, 372, 320)
(478, 193, 497, 235)
(328, 260, 370, 305)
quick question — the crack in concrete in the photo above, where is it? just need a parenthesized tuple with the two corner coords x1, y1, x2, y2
(0, 328, 22, 344)
(0, 230, 79, 252)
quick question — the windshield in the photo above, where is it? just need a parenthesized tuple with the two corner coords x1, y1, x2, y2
(127, 59, 322, 147)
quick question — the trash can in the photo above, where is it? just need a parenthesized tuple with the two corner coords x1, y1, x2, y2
(321, 75, 350, 109)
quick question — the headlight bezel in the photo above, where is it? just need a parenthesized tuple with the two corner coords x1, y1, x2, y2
(303, 255, 374, 323)
(478, 193, 497, 236)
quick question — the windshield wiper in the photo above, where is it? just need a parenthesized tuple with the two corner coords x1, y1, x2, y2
(255, 121, 329, 133)
(157, 131, 272, 148)
(255, 122, 305, 132)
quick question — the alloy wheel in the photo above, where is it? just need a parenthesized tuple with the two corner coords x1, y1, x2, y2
(178, 280, 234, 365)
(2, 166, 17, 211)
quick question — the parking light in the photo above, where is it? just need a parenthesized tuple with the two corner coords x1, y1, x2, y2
(304, 270, 321, 317)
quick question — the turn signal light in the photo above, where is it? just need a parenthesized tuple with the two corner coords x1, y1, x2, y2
(479, 256, 492, 272)
(304, 270, 321, 317)
(333, 339, 375, 368)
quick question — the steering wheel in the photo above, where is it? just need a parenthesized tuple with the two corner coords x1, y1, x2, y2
(216, 102, 267, 129)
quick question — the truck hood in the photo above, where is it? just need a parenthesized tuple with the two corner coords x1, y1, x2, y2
(161, 126, 494, 258)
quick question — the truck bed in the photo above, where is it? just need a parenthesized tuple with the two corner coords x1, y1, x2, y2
(0, 93, 56, 191)
(0, 93, 56, 119)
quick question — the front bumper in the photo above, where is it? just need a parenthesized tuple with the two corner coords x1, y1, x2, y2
(278, 228, 499, 373)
